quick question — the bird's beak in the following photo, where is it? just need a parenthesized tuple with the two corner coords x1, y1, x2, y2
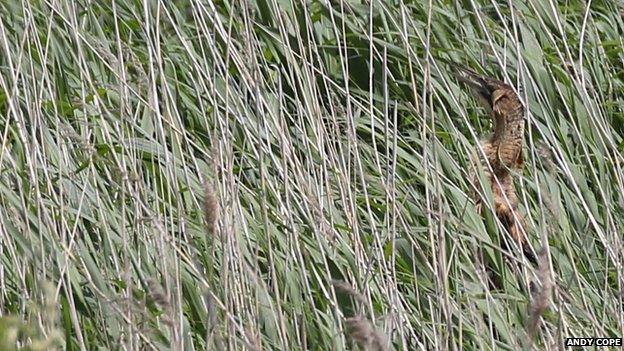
(452, 65, 499, 113)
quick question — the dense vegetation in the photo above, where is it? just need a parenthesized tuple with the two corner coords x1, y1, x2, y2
(0, 0, 622, 350)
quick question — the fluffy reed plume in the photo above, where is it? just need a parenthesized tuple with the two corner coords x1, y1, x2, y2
(536, 142, 556, 174)
(345, 316, 389, 351)
(243, 326, 263, 351)
(146, 278, 173, 327)
(331, 279, 367, 304)
(146, 278, 170, 308)
(526, 248, 552, 341)
(202, 183, 224, 348)
(203, 183, 219, 237)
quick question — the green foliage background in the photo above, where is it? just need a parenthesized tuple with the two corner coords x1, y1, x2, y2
(0, 0, 622, 350)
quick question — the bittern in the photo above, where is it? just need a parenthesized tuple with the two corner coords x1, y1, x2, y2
(454, 65, 536, 264)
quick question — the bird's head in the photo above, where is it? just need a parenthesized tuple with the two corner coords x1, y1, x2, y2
(452, 65, 511, 115)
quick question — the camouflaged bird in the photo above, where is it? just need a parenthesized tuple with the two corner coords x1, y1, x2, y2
(454, 65, 536, 263)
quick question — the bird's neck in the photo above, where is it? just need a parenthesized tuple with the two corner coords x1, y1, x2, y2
(490, 113, 523, 144)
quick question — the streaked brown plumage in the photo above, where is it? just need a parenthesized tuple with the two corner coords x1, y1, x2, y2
(454, 65, 535, 263)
